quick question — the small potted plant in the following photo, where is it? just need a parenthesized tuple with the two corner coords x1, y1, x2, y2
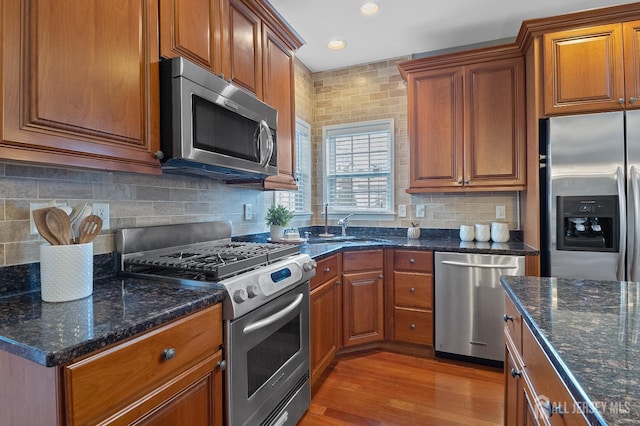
(266, 204, 294, 240)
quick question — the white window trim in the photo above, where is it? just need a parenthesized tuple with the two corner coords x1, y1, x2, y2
(322, 118, 395, 219)
(274, 118, 312, 216)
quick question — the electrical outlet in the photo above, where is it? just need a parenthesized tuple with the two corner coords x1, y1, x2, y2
(496, 205, 506, 220)
(29, 202, 51, 235)
(92, 203, 110, 230)
(416, 204, 425, 218)
(398, 204, 407, 218)
(244, 204, 252, 221)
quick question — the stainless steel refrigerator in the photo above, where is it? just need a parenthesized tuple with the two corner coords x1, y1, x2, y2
(541, 110, 640, 281)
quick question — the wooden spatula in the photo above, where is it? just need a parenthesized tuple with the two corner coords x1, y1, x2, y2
(45, 208, 71, 245)
(32, 207, 58, 245)
(77, 215, 103, 244)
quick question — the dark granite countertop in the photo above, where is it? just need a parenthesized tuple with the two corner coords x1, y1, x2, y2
(0, 276, 225, 367)
(502, 276, 640, 425)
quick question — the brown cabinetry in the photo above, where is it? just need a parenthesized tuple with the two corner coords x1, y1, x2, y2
(503, 293, 588, 425)
(543, 21, 640, 115)
(391, 250, 433, 345)
(309, 254, 342, 385)
(0, 0, 162, 174)
(342, 250, 385, 347)
(399, 49, 526, 192)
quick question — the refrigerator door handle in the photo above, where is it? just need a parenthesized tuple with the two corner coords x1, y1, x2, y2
(617, 166, 627, 281)
(631, 166, 640, 281)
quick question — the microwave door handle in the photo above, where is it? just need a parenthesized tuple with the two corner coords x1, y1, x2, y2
(258, 120, 273, 167)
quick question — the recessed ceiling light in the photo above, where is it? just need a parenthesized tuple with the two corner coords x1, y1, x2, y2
(327, 39, 346, 50)
(360, 2, 379, 15)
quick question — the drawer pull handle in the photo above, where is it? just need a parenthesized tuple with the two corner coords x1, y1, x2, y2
(324, 267, 330, 273)
(216, 360, 227, 371)
(542, 399, 564, 417)
(503, 314, 514, 322)
(410, 324, 416, 330)
(378, 274, 384, 279)
(410, 287, 415, 293)
(510, 368, 522, 378)
(409, 258, 415, 264)
(163, 348, 176, 361)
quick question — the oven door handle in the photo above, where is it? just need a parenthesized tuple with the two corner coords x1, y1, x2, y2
(242, 293, 304, 335)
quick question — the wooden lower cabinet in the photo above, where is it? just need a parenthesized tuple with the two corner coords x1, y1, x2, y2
(309, 254, 342, 385)
(0, 304, 224, 425)
(503, 293, 588, 426)
(342, 250, 384, 347)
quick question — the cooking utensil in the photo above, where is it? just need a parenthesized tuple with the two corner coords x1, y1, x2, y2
(45, 208, 71, 245)
(77, 214, 102, 244)
(32, 207, 58, 246)
(68, 202, 88, 225)
(72, 203, 91, 242)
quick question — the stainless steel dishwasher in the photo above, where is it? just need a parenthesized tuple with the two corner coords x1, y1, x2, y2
(434, 251, 525, 364)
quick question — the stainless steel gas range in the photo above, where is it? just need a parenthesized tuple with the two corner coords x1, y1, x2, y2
(117, 221, 317, 426)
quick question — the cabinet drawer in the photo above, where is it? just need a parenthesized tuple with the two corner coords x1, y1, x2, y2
(343, 250, 383, 272)
(394, 271, 432, 309)
(394, 308, 433, 345)
(311, 255, 339, 290)
(394, 250, 433, 272)
(65, 304, 222, 425)
(504, 294, 522, 353)
(522, 323, 588, 425)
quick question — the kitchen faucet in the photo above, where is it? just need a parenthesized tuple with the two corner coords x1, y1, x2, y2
(337, 213, 355, 237)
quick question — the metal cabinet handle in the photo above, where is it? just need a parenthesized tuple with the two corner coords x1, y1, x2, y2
(409, 258, 415, 264)
(410, 324, 416, 330)
(503, 314, 514, 322)
(409, 287, 415, 293)
(510, 368, 522, 378)
(464, 179, 470, 184)
(216, 360, 227, 371)
(162, 348, 176, 360)
(153, 150, 164, 160)
(324, 267, 330, 273)
(336, 281, 342, 286)
(619, 98, 626, 105)
(456, 179, 463, 184)
(542, 399, 564, 417)
(378, 274, 384, 279)
(631, 97, 637, 104)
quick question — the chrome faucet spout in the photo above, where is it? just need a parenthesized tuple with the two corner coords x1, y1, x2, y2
(337, 213, 355, 237)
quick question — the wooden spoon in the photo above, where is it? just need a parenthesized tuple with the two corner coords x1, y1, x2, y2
(32, 207, 58, 245)
(45, 208, 71, 245)
(77, 214, 103, 244)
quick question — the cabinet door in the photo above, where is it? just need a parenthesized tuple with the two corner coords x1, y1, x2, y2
(543, 24, 625, 115)
(1, 0, 161, 174)
(464, 57, 526, 189)
(310, 277, 341, 385)
(342, 270, 384, 347)
(406, 66, 464, 190)
(228, 0, 262, 97)
(262, 24, 297, 190)
(624, 20, 640, 110)
(505, 343, 524, 426)
(159, 0, 228, 76)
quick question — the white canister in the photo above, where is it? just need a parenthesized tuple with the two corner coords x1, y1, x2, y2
(474, 223, 490, 242)
(40, 243, 93, 302)
(407, 226, 421, 239)
(459, 225, 475, 242)
(491, 222, 510, 242)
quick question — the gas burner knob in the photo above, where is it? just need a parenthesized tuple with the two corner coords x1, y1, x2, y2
(247, 284, 260, 298)
(233, 289, 248, 303)
(303, 259, 317, 272)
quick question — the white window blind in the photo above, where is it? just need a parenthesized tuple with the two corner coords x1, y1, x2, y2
(324, 119, 394, 214)
(275, 118, 311, 214)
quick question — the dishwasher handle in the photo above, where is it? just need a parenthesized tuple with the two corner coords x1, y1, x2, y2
(440, 260, 520, 270)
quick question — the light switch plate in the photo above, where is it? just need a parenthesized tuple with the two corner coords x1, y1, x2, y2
(496, 205, 506, 219)
(244, 204, 252, 221)
(398, 204, 407, 217)
(416, 204, 425, 218)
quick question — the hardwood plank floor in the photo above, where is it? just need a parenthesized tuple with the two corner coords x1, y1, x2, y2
(299, 350, 504, 425)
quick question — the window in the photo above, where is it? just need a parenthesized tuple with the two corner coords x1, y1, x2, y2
(323, 119, 394, 216)
(275, 118, 311, 214)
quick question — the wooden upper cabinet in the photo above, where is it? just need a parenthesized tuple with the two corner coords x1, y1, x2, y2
(262, 25, 297, 190)
(159, 0, 229, 77)
(228, 0, 263, 97)
(624, 20, 640, 110)
(400, 50, 526, 192)
(0, 0, 161, 174)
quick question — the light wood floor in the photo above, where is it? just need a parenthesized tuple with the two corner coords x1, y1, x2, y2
(299, 350, 504, 425)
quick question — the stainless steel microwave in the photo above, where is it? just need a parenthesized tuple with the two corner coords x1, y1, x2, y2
(159, 57, 277, 181)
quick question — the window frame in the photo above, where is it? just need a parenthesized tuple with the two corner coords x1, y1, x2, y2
(274, 118, 312, 217)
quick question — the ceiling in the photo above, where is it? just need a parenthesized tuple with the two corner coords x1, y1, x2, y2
(269, 0, 631, 73)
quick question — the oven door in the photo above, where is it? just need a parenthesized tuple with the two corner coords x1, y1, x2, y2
(226, 282, 310, 426)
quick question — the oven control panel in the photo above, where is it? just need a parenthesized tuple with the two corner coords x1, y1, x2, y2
(221, 254, 316, 320)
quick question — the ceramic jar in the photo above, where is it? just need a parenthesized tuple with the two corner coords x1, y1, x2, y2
(474, 223, 490, 242)
(459, 225, 475, 242)
(491, 222, 510, 242)
(407, 226, 421, 239)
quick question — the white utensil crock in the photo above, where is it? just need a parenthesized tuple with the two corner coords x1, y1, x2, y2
(459, 225, 475, 242)
(40, 242, 93, 302)
(491, 222, 510, 242)
(474, 223, 490, 242)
